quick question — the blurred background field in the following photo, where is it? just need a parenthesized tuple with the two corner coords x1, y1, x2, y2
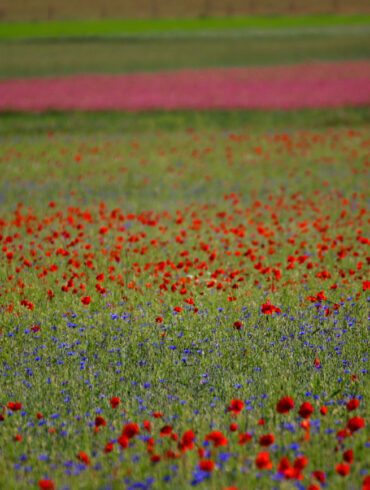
(0, 3, 369, 109)
(0, 15, 369, 80)
(0, 0, 369, 80)
(1, 0, 370, 21)
(1, 20, 369, 78)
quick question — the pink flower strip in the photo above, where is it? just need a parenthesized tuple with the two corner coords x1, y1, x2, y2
(0, 61, 369, 111)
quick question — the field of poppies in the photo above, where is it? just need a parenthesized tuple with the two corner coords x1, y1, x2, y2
(0, 108, 368, 489)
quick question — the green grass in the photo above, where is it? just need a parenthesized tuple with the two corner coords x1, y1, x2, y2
(1, 14, 368, 79)
(1, 107, 370, 135)
(1, 30, 369, 78)
(0, 109, 368, 489)
(1, 14, 369, 41)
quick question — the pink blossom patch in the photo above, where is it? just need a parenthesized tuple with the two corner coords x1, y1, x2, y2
(0, 61, 369, 111)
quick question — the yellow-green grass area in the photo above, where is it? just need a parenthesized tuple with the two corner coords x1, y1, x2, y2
(1, 14, 369, 40)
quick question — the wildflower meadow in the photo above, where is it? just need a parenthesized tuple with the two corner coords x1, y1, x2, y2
(0, 10, 369, 490)
(0, 109, 368, 490)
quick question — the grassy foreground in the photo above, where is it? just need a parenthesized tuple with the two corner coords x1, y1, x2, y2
(0, 109, 368, 489)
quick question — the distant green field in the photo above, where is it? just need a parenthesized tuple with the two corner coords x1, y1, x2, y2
(1, 14, 370, 41)
(1, 28, 369, 79)
(1, 14, 368, 79)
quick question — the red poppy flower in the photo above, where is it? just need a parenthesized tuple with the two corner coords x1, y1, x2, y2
(233, 321, 242, 330)
(261, 302, 281, 314)
(315, 291, 327, 301)
(228, 399, 244, 414)
(199, 460, 215, 472)
(147, 439, 155, 452)
(229, 423, 238, 432)
(259, 433, 275, 447)
(20, 300, 34, 310)
(110, 397, 120, 409)
(238, 432, 252, 445)
(104, 441, 114, 453)
(347, 416, 364, 433)
(7, 402, 22, 411)
(122, 423, 139, 439)
(152, 412, 162, 418)
(294, 456, 308, 470)
(301, 419, 310, 429)
(346, 398, 359, 412)
(276, 397, 294, 414)
(343, 449, 354, 464)
(143, 420, 151, 432)
(95, 416, 106, 427)
(320, 406, 327, 415)
(205, 431, 228, 447)
(179, 430, 195, 451)
(312, 470, 326, 483)
(298, 401, 313, 419)
(36, 413, 43, 419)
(160, 425, 172, 437)
(155, 316, 163, 323)
(336, 463, 350, 476)
(38, 480, 55, 490)
(362, 475, 370, 490)
(165, 450, 177, 460)
(77, 451, 90, 465)
(337, 429, 349, 440)
(81, 296, 91, 305)
(282, 467, 303, 480)
(150, 454, 161, 463)
(13, 434, 22, 442)
(277, 457, 291, 473)
(255, 451, 273, 470)
(258, 418, 265, 425)
(118, 434, 128, 449)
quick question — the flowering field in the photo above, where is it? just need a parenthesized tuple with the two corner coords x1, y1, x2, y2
(0, 111, 368, 490)
(1, 61, 370, 111)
